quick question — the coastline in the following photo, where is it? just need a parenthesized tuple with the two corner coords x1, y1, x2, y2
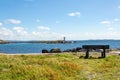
(1, 40, 120, 54)
(0, 50, 120, 56)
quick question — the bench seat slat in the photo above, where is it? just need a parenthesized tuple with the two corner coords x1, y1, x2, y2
(82, 45, 109, 49)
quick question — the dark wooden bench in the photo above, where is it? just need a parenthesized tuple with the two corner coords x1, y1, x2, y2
(82, 45, 109, 58)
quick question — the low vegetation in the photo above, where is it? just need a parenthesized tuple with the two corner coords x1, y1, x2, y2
(0, 53, 120, 80)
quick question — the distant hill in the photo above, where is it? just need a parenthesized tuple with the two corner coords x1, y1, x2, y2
(0, 40, 8, 44)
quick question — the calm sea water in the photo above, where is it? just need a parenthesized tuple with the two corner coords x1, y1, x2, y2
(0, 40, 120, 54)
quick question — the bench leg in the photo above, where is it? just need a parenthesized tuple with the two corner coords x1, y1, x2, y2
(101, 51, 104, 57)
(101, 49, 106, 58)
(85, 49, 89, 58)
(103, 49, 106, 58)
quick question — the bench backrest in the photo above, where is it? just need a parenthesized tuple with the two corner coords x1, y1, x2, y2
(82, 45, 109, 49)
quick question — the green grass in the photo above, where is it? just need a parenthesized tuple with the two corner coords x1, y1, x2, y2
(0, 53, 120, 80)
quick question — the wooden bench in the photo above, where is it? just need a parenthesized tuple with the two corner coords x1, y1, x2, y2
(82, 45, 109, 58)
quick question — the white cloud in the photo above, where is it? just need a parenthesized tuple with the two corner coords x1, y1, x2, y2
(85, 32, 96, 37)
(12, 27, 29, 40)
(0, 22, 3, 27)
(1, 26, 120, 40)
(114, 18, 119, 22)
(108, 27, 114, 31)
(68, 12, 80, 17)
(37, 26, 50, 31)
(0, 27, 13, 36)
(32, 31, 52, 40)
(101, 18, 120, 26)
(0, 25, 73, 40)
(100, 20, 111, 24)
(106, 31, 119, 37)
(13, 27, 25, 33)
(13, 27, 28, 36)
(82, 31, 119, 40)
(31, 31, 72, 40)
(6, 19, 21, 24)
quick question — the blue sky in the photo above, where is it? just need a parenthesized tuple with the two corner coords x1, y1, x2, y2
(0, 0, 120, 40)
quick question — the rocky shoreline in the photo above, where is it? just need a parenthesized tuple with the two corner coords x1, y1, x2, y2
(0, 48, 120, 56)
(42, 47, 120, 53)
(42, 47, 120, 55)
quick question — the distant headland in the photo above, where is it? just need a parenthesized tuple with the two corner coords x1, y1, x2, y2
(0, 37, 76, 44)
(27, 37, 76, 44)
(0, 40, 9, 44)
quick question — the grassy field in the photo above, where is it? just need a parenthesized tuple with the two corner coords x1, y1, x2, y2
(0, 52, 120, 80)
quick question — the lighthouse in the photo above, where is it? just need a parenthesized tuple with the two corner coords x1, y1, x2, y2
(63, 37, 66, 43)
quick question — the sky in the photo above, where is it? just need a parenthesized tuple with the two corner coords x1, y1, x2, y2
(0, 0, 120, 40)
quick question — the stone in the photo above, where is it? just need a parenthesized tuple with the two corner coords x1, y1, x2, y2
(42, 49, 49, 53)
(50, 48, 62, 53)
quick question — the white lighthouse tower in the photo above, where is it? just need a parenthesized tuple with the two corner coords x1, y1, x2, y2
(63, 37, 66, 43)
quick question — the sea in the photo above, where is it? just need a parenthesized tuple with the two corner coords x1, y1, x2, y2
(0, 40, 120, 54)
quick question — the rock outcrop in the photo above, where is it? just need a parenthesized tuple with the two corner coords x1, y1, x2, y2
(42, 49, 49, 53)
(50, 48, 62, 53)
